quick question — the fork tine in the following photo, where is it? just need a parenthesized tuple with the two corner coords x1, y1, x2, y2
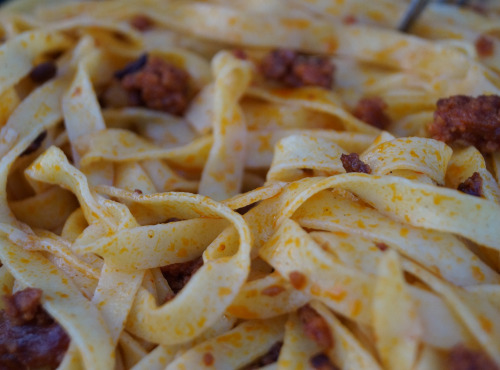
(398, 0, 432, 32)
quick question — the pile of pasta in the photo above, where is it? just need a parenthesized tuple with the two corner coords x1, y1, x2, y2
(0, 0, 499, 369)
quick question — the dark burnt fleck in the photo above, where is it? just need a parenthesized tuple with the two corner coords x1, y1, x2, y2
(29, 61, 57, 84)
(165, 218, 182, 223)
(114, 54, 148, 79)
(21, 131, 47, 157)
(236, 203, 257, 215)
(241, 342, 283, 369)
(310, 353, 339, 370)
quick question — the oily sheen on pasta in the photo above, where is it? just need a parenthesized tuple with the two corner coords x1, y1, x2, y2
(0, 0, 499, 369)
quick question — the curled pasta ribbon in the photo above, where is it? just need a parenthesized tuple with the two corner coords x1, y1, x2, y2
(92, 186, 252, 345)
(0, 30, 71, 95)
(294, 190, 499, 286)
(446, 146, 500, 204)
(246, 130, 375, 169)
(269, 174, 500, 251)
(226, 272, 309, 319)
(165, 317, 286, 369)
(267, 134, 346, 182)
(373, 251, 422, 370)
(248, 87, 380, 134)
(25, 146, 116, 229)
(25, 146, 146, 345)
(79, 128, 212, 170)
(198, 51, 253, 200)
(360, 137, 452, 185)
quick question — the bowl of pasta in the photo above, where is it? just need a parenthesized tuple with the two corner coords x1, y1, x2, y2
(0, 0, 498, 369)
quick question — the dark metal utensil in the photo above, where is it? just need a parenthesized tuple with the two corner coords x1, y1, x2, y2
(398, 0, 487, 33)
(398, 0, 432, 32)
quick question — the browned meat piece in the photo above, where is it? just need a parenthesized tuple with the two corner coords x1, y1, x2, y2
(241, 342, 283, 369)
(341, 153, 372, 174)
(375, 242, 389, 251)
(232, 49, 248, 60)
(298, 305, 333, 349)
(458, 172, 483, 197)
(161, 257, 203, 294)
(260, 49, 335, 89)
(475, 35, 495, 57)
(342, 15, 358, 24)
(3, 288, 43, 324)
(129, 15, 154, 31)
(0, 288, 70, 370)
(115, 54, 190, 116)
(448, 344, 499, 370)
(429, 95, 500, 153)
(29, 61, 57, 84)
(353, 97, 391, 130)
(310, 353, 339, 370)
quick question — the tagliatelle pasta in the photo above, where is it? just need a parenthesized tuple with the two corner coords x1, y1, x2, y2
(0, 0, 499, 369)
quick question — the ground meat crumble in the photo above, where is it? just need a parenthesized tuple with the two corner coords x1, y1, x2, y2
(0, 288, 70, 370)
(375, 242, 389, 251)
(114, 54, 190, 116)
(353, 96, 391, 130)
(457, 172, 483, 197)
(160, 256, 203, 294)
(260, 49, 335, 89)
(429, 95, 500, 153)
(448, 344, 499, 370)
(341, 153, 372, 174)
(475, 34, 495, 58)
(298, 305, 333, 349)
(129, 15, 154, 31)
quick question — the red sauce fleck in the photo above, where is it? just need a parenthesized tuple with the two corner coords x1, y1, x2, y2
(289, 271, 307, 290)
(203, 352, 214, 366)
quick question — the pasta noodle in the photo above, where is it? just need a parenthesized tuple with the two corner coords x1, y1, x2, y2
(0, 0, 499, 369)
